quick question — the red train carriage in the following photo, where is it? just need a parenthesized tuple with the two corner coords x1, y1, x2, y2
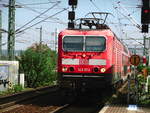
(57, 28, 130, 90)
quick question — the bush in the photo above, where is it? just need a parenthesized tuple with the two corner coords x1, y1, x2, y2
(13, 84, 23, 93)
(17, 44, 57, 88)
(137, 65, 150, 106)
(137, 64, 146, 72)
(0, 84, 23, 96)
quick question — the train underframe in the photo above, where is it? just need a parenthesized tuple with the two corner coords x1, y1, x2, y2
(58, 73, 114, 92)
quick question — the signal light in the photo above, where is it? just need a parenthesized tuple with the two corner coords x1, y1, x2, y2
(141, 0, 150, 24)
(144, 9, 149, 13)
(68, 11, 75, 20)
(143, 56, 147, 64)
(142, 0, 149, 8)
(69, 0, 77, 6)
(68, 22, 74, 29)
(141, 7, 150, 24)
(142, 24, 149, 33)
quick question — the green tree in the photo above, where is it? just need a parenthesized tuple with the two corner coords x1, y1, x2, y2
(18, 43, 57, 88)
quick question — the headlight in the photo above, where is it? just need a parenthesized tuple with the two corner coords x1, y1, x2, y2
(69, 67, 74, 72)
(62, 67, 67, 72)
(101, 68, 106, 73)
(82, 54, 86, 57)
(93, 67, 99, 72)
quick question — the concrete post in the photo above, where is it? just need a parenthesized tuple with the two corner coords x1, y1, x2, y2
(19, 73, 24, 88)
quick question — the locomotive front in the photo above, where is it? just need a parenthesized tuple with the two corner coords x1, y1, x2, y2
(58, 30, 113, 89)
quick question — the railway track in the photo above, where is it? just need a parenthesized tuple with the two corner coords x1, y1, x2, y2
(0, 87, 112, 113)
(0, 85, 59, 112)
(52, 87, 113, 113)
(52, 98, 104, 113)
(0, 81, 127, 113)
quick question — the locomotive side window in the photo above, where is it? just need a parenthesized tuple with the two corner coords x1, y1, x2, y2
(85, 36, 106, 51)
(63, 36, 84, 51)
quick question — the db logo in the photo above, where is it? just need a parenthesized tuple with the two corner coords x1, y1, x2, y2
(79, 59, 89, 65)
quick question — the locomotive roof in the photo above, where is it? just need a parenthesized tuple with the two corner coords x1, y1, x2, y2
(59, 29, 115, 37)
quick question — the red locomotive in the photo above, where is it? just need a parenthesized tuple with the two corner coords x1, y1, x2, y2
(57, 17, 130, 90)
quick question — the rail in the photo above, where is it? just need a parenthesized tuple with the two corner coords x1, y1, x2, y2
(0, 85, 58, 109)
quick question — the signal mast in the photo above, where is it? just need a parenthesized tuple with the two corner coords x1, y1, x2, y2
(68, 0, 78, 29)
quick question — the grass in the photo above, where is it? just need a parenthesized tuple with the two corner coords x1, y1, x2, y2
(0, 85, 28, 97)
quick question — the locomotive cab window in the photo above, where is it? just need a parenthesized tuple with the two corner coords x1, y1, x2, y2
(85, 36, 106, 51)
(63, 36, 84, 51)
(63, 36, 106, 52)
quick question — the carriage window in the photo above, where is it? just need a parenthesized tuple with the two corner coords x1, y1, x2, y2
(63, 36, 84, 51)
(85, 36, 106, 51)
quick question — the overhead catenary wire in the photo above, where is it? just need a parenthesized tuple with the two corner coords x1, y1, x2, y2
(89, 0, 116, 26)
(111, 1, 144, 47)
(16, 1, 60, 19)
(109, 22, 135, 26)
(115, 1, 141, 30)
(90, 0, 139, 44)
(118, 1, 140, 25)
(16, 30, 37, 42)
(16, 8, 68, 34)
(19, 7, 65, 9)
(114, 3, 127, 40)
(0, 42, 7, 46)
(16, 1, 67, 27)
(89, 0, 118, 33)
(90, 0, 101, 11)
(17, 1, 58, 6)
(16, 1, 61, 32)
(0, 0, 9, 3)
(114, 7, 141, 29)
(16, 1, 47, 15)
(43, 20, 67, 25)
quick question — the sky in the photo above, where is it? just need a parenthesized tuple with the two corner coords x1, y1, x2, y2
(0, 0, 148, 51)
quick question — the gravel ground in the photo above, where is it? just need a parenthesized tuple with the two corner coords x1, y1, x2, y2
(1, 90, 68, 113)
(3, 104, 59, 113)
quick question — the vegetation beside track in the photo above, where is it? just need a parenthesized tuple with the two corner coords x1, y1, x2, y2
(104, 72, 150, 106)
(110, 64, 150, 106)
(17, 43, 57, 88)
(0, 84, 24, 96)
(105, 83, 128, 105)
(137, 65, 150, 106)
(0, 43, 57, 96)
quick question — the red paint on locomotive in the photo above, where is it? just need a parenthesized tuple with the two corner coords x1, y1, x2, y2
(57, 29, 130, 89)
